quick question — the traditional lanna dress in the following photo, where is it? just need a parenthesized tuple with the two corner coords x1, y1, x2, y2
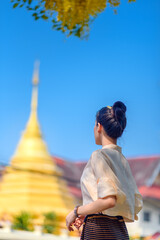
(80, 144, 143, 240)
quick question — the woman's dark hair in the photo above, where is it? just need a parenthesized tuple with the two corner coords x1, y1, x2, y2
(96, 101, 127, 139)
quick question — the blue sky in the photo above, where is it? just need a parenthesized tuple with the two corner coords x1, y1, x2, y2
(0, 0, 160, 164)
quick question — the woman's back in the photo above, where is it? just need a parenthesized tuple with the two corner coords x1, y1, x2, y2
(81, 144, 143, 222)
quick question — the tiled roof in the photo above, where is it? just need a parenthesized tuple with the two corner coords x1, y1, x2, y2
(52, 156, 82, 182)
(127, 156, 160, 187)
(68, 186, 82, 198)
(52, 156, 85, 199)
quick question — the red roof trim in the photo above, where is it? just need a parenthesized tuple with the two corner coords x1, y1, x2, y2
(139, 185, 160, 200)
(52, 156, 66, 166)
(127, 155, 160, 161)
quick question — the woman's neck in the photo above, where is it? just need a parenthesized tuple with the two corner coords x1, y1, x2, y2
(101, 135, 117, 147)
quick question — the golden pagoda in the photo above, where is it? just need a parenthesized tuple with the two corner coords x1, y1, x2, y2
(0, 62, 76, 233)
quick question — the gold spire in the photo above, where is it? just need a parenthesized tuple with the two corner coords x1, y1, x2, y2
(31, 61, 39, 113)
(24, 60, 41, 138)
(32, 60, 39, 86)
(10, 62, 62, 176)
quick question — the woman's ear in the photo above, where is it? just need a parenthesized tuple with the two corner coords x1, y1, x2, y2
(97, 123, 102, 133)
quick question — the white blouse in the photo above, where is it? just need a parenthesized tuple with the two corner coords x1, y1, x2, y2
(80, 144, 143, 222)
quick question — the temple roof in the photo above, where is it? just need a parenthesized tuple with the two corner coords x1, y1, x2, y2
(127, 155, 160, 187)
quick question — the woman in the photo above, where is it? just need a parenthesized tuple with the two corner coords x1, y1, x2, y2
(66, 101, 143, 239)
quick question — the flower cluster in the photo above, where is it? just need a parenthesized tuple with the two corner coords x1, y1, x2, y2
(11, 0, 136, 39)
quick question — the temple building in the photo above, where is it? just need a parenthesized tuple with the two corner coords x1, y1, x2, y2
(0, 64, 78, 236)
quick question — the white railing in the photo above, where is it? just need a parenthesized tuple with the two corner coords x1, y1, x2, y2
(0, 229, 80, 240)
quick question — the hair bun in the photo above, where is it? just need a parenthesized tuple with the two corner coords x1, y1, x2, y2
(112, 101, 127, 122)
(112, 101, 126, 113)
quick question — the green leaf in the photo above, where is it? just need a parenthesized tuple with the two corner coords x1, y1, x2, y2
(28, 0, 32, 4)
(52, 19, 56, 23)
(26, 6, 33, 10)
(35, 5, 39, 10)
(52, 24, 58, 28)
(13, 3, 19, 8)
(41, 15, 48, 20)
(75, 28, 81, 38)
(35, 16, 40, 20)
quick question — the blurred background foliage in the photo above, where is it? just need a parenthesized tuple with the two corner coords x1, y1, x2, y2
(11, 211, 60, 234)
(11, 0, 136, 39)
(12, 211, 34, 231)
(42, 212, 60, 234)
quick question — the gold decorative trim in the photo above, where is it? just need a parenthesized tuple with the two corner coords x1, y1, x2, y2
(87, 215, 124, 222)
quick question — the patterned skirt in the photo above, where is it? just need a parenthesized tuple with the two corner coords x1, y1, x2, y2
(80, 213, 129, 240)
